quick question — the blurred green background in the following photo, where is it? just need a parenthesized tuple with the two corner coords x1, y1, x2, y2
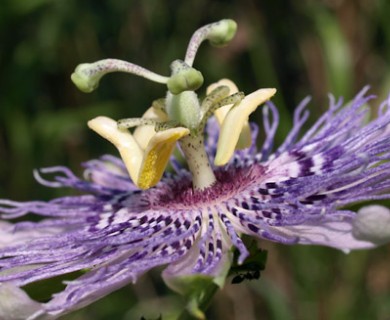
(1, 0, 390, 319)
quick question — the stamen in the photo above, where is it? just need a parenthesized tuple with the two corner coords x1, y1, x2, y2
(117, 118, 162, 129)
(152, 98, 166, 113)
(215, 88, 277, 166)
(137, 127, 190, 189)
(117, 118, 178, 133)
(200, 85, 230, 117)
(154, 121, 180, 132)
(133, 106, 168, 150)
(198, 92, 245, 132)
(206, 79, 251, 150)
(206, 79, 239, 124)
(88, 116, 143, 184)
(71, 59, 169, 93)
(88, 116, 190, 190)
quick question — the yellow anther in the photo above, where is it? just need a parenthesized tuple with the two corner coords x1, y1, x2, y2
(137, 127, 190, 189)
(236, 123, 252, 150)
(88, 116, 189, 190)
(207, 79, 238, 124)
(207, 79, 252, 150)
(214, 88, 277, 166)
(88, 116, 143, 183)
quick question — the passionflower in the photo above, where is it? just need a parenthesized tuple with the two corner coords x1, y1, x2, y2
(1, 19, 390, 320)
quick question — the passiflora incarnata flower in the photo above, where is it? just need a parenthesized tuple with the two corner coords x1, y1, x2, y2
(1, 19, 390, 320)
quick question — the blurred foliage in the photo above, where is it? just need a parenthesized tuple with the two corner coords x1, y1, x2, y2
(1, 0, 390, 319)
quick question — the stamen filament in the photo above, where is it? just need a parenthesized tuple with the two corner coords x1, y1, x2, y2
(198, 92, 244, 132)
(117, 118, 161, 129)
(200, 85, 230, 117)
(118, 118, 179, 132)
(152, 98, 166, 112)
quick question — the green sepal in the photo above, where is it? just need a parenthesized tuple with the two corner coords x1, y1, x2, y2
(172, 274, 223, 320)
(181, 275, 217, 319)
(165, 252, 232, 319)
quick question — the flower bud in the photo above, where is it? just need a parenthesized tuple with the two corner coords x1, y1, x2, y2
(352, 205, 390, 245)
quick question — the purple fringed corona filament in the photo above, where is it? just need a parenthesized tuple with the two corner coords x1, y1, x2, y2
(1, 87, 390, 318)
